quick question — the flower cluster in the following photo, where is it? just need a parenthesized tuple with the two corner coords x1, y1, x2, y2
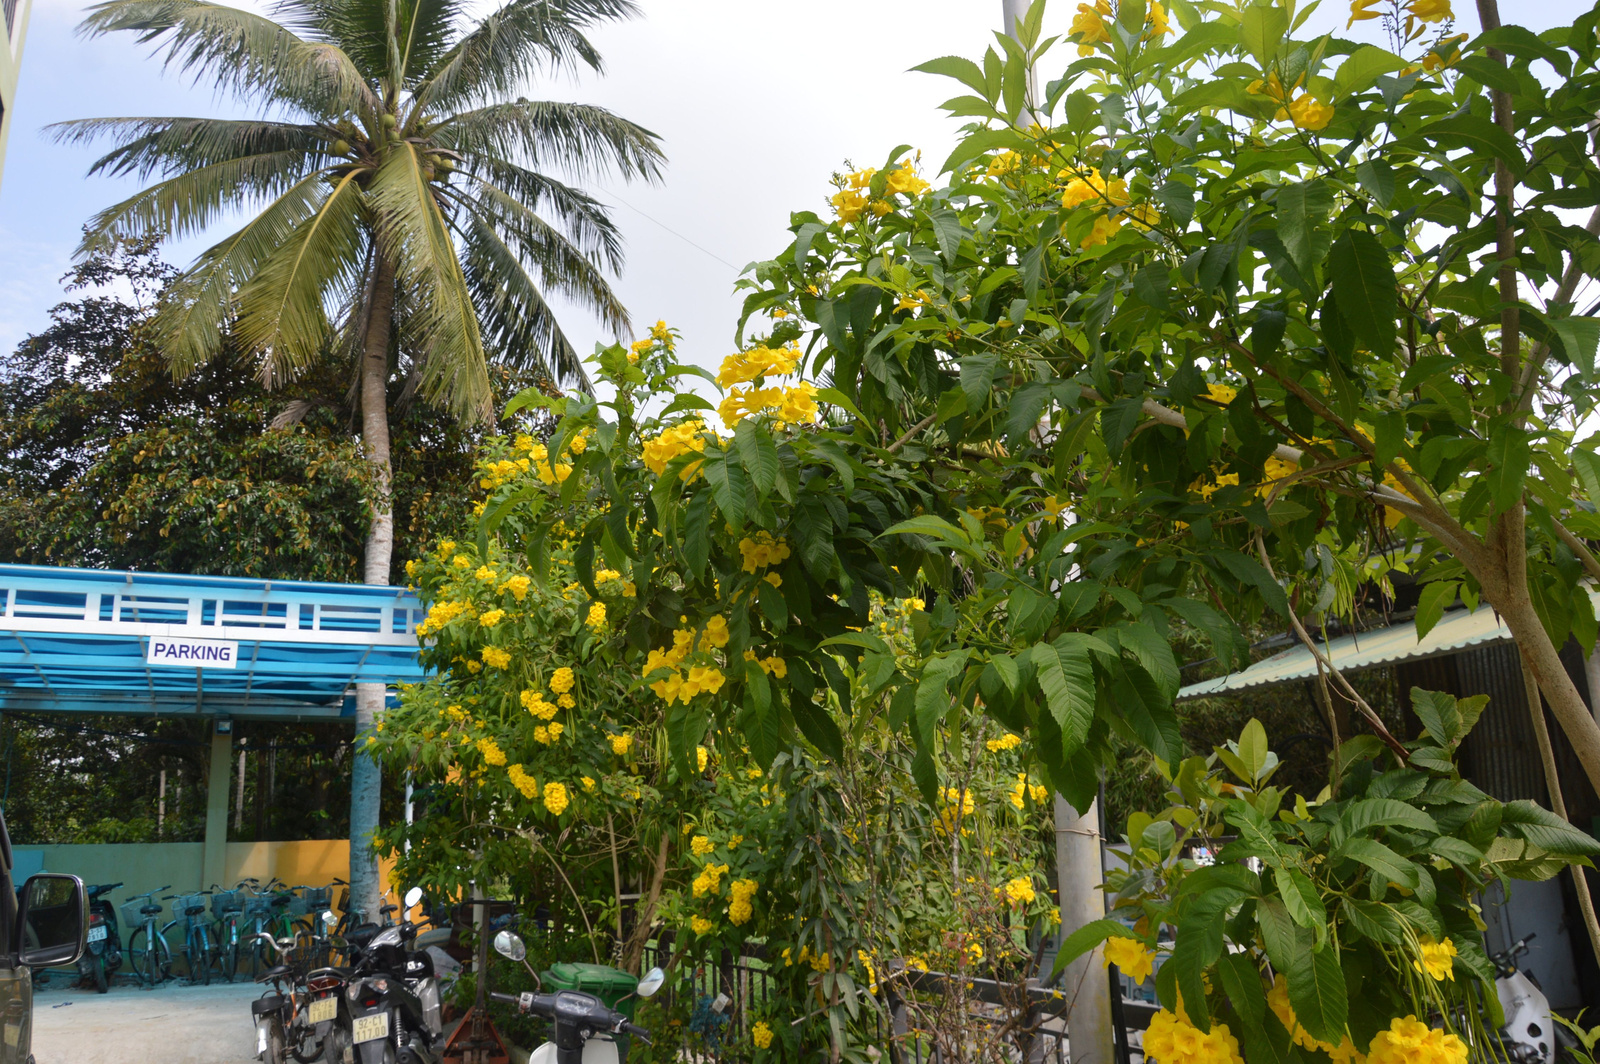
(1009, 773, 1050, 808)
(986, 732, 1022, 752)
(1367, 1017, 1466, 1064)
(609, 733, 633, 756)
(1002, 876, 1036, 904)
(643, 619, 729, 705)
(751, 1021, 773, 1049)
(1413, 934, 1458, 981)
(542, 780, 569, 816)
(739, 531, 792, 573)
(690, 915, 714, 935)
(417, 599, 472, 637)
(1246, 71, 1333, 132)
(476, 736, 507, 766)
(744, 649, 788, 678)
(1101, 936, 1155, 985)
(690, 834, 715, 856)
(717, 344, 800, 387)
(1070, 0, 1170, 55)
(728, 878, 758, 924)
(481, 646, 511, 669)
(830, 160, 930, 223)
(507, 763, 538, 799)
(1143, 1010, 1244, 1064)
(692, 863, 729, 897)
(642, 420, 709, 478)
(1058, 166, 1158, 247)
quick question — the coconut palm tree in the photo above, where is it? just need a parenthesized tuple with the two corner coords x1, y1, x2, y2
(57, 0, 663, 915)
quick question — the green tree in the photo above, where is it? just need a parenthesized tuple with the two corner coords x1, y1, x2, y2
(59, 0, 664, 914)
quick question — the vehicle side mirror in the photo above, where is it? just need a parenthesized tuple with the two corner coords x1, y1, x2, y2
(493, 930, 526, 962)
(404, 886, 424, 910)
(17, 874, 85, 969)
(637, 967, 666, 998)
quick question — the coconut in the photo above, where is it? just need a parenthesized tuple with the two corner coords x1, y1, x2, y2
(380, 113, 397, 129)
(333, 139, 350, 156)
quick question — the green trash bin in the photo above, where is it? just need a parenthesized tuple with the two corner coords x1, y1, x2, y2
(542, 962, 642, 1018)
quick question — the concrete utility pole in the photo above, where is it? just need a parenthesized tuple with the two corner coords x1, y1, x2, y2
(1054, 796, 1115, 1064)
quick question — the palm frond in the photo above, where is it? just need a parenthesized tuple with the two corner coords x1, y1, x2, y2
(77, 150, 336, 253)
(444, 178, 626, 336)
(79, 0, 381, 117)
(53, 117, 329, 183)
(431, 99, 663, 183)
(155, 171, 337, 375)
(453, 156, 622, 270)
(411, 0, 636, 113)
(233, 169, 368, 387)
(368, 142, 491, 421)
(451, 196, 595, 387)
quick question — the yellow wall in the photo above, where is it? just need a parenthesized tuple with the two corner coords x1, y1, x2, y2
(13, 841, 399, 925)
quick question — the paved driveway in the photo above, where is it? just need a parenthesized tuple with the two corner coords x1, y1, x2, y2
(32, 978, 263, 1064)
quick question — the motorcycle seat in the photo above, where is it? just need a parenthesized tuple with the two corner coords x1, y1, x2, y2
(345, 925, 380, 949)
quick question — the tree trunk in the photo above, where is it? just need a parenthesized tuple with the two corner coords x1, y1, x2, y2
(350, 255, 397, 925)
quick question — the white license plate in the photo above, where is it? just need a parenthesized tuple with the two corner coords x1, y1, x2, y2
(87, 926, 107, 943)
(308, 997, 338, 1025)
(352, 1012, 389, 1044)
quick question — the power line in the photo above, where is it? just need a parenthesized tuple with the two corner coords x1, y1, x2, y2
(600, 192, 741, 272)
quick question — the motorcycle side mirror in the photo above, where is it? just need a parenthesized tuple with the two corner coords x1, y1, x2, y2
(637, 967, 666, 999)
(493, 930, 526, 962)
(404, 886, 424, 910)
(321, 910, 337, 928)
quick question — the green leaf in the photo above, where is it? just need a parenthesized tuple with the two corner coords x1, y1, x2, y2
(1048, 919, 1130, 978)
(1116, 621, 1180, 700)
(815, 386, 867, 424)
(1217, 953, 1266, 1027)
(1162, 597, 1238, 671)
(1485, 427, 1530, 514)
(1410, 686, 1463, 746)
(1356, 159, 1396, 209)
(734, 418, 779, 497)
(791, 687, 845, 761)
(910, 55, 990, 97)
(1256, 897, 1297, 970)
(1340, 898, 1406, 944)
(1329, 229, 1397, 359)
(1549, 317, 1600, 377)
(1333, 45, 1407, 97)
(703, 452, 748, 527)
(1502, 800, 1600, 856)
(1278, 180, 1330, 283)
(1240, 3, 1289, 64)
(1285, 931, 1347, 1046)
(1336, 837, 1420, 890)
(1238, 718, 1270, 782)
(1275, 867, 1326, 937)
(1414, 581, 1459, 641)
(1210, 550, 1290, 618)
(1403, 114, 1526, 177)
(928, 208, 967, 265)
(1337, 798, 1439, 840)
(1032, 639, 1095, 754)
(1572, 450, 1600, 505)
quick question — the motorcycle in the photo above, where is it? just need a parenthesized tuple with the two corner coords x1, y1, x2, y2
(80, 881, 124, 993)
(251, 927, 336, 1064)
(1490, 933, 1577, 1064)
(332, 886, 444, 1064)
(491, 931, 664, 1064)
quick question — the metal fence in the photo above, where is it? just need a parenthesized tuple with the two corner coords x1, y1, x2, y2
(637, 936, 1153, 1064)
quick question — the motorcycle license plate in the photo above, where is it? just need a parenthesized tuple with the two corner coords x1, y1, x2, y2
(87, 926, 107, 943)
(308, 997, 338, 1025)
(352, 1012, 389, 1044)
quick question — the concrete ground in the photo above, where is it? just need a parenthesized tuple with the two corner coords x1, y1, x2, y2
(32, 976, 263, 1064)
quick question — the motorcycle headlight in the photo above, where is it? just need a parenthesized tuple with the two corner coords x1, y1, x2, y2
(371, 977, 390, 995)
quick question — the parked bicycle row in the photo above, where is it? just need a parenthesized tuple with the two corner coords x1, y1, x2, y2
(67, 875, 410, 991)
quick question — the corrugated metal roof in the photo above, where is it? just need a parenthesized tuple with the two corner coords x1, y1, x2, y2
(1177, 605, 1514, 702)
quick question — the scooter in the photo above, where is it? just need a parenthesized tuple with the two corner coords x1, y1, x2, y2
(1491, 934, 1577, 1064)
(80, 881, 123, 993)
(491, 931, 665, 1064)
(335, 886, 444, 1064)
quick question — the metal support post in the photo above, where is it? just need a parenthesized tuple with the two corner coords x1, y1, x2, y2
(1053, 795, 1113, 1064)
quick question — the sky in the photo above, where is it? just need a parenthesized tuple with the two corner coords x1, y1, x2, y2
(0, 0, 1593, 380)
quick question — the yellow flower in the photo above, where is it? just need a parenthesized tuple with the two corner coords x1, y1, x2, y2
(752, 1021, 773, 1049)
(610, 733, 633, 756)
(641, 420, 708, 478)
(717, 345, 799, 387)
(1146, 0, 1172, 37)
(479, 609, 505, 628)
(691, 835, 715, 857)
(476, 737, 507, 766)
(728, 879, 758, 925)
(549, 666, 575, 693)
(481, 646, 512, 669)
(739, 531, 792, 573)
(581, 776, 596, 792)
(1102, 936, 1155, 986)
(500, 574, 530, 601)
(986, 150, 1023, 177)
(700, 614, 730, 650)
(1288, 93, 1335, 132)
(557, 693, 575, 709)
(585, 602, 607, 631)
(763, 572, 782, 589)
(690, 915, 714, 935)
(1367, 1017, 1464, 1064)
(1003, 876, 1036, 905)
(507, 764, 538, 799)
(1081, 214, 1123, 248)
(1144, 1010, 1244, 1064)
(697, 745, 710, 773)
(986, 733, 1023, 752)
(1070, 0, 1112, 55)
(1059, 166, 1129, 210)
(777, 382, 819, 424)
(1413, 935, 1458, 981)
(542, 781, 570, 816)
(1349, 0, 1384, 26)
(884, 160, 929, 197)
(1408, 0, 1451, 22)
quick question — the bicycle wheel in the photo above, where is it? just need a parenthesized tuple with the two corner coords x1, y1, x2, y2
(191, 940, 210, 986)
(218, 920, 238, 983)
(288, 1019, 323, 1064)
(129, 927, 161, 986)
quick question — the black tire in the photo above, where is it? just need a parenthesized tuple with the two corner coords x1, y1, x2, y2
(267, 1019, 289, 1064)
(219, 922, 238, 983)
(195, 945, 211, 986)
(91, 952, 107, 994)
(288, 1023, 323, 1064)
(129, 927, 158, 986)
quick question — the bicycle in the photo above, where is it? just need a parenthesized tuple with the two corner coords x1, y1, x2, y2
(163, 890, 216, 985)
(210, 881, 249, 982)
(121, 886, 173, 986)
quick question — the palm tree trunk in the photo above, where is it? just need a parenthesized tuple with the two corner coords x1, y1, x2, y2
(350, 254, 396, 925)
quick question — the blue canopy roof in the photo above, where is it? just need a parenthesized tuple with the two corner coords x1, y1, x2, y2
(0, 564, 425, 719)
